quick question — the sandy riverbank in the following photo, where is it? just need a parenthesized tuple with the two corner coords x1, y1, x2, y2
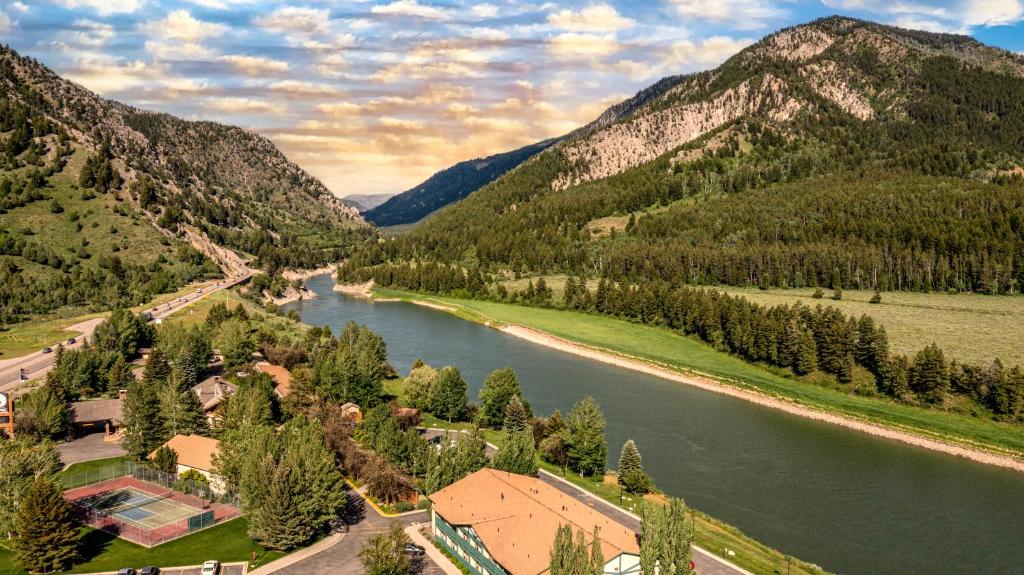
(498, 324, 1024, 473)
(281, 264, 338, 282)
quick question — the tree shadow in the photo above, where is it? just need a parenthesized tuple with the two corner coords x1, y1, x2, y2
(77, 526, 119, 563)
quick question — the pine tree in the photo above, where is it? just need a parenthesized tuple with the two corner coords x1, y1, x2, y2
(160, 379, 210, 438)
(431, 366, 467, 423)
(910, 343, 950, 403)
(107, 355, 136, 392)
(493, 428, 538, 476)
(152, 445, 178, 475)
(479, 367, 521, 428)
(618, 439, 642, 477)
(566, 397, 607, 477)
(122, 377, 165, 459)
(247, 458, 312, 550)
(143, 348, 171, 386)
(14, 478, 79, 573)
(503, 395, 528, 432)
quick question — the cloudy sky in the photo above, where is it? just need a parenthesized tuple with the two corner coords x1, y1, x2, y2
(1, 1, 1022, 197)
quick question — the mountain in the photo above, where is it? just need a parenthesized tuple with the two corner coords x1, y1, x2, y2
(0, 44, 367, 321)
(342, 193, 395, 212)
(364, 139, 556, 227)
(342, 16, 1024, 295)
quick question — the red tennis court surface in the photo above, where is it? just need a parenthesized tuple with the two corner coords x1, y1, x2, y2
(65, 475, 240, 547)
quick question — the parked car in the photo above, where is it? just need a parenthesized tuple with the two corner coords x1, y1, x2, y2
(200, 560, 220, 575)
(404, 543, 426, 556)
(41, 347, 53, 354)
(329, 519, 349, 534)
(140, 567, 159, 575)
(116, 569, 136, 575)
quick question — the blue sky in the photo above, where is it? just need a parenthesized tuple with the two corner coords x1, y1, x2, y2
(1, 1, 1022, 196)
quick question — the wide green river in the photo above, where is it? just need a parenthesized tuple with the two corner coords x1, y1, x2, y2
(286, 275, 1024, 574)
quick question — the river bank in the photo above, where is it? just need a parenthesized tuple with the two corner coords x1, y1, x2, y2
(377, 288, 1024, 473)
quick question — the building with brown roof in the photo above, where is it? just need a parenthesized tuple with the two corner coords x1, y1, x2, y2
(255, 362, 291, 398)
(70, 398, 124, 432)
(429, 468, 641, 575)
(150, 434, 224, 493)
(191, 377, 237, 413)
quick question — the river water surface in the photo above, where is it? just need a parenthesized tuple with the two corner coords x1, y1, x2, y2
(285, 275, 1024, 575)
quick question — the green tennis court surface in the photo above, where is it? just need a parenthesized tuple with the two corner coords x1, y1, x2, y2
(76, 487, 201, 530)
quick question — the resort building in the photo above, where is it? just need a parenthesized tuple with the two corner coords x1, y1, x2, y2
(70, 397, 124, 436)
(191, 377, 236, 415)
(254, 362, 291, 399)
(151, 434, 224, 493)
(429, 468, 641, 575)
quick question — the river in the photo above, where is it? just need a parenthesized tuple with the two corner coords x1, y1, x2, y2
(285, 275, 1024, 575)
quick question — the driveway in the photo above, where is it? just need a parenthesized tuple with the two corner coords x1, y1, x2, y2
(59, 432, 126, 467)
(268, 489, 439, 575)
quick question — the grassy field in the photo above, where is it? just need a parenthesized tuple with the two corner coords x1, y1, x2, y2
(377, 288, 1024, 458)
(499, 277, 1024, 366)
(381, 379, 828, 574)
(0, 518, 284, 575)
(161, 288, 309, 343)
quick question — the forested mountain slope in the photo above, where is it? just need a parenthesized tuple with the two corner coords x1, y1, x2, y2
(346, 16, 1024, 294)
(364, 139, 555, 226)
(0, 45, 368, 322)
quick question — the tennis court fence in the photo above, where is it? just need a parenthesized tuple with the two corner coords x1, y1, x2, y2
(64, 460, 242, 547)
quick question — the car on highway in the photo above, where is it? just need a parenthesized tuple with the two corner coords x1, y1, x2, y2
(140, 567, 159, 575)
(116, 569, 136, 575)
(66, 338, 76, 345)
(200, 560, 219, 575)
(404, 543, 426, 556)
(41, 347, 53, 354)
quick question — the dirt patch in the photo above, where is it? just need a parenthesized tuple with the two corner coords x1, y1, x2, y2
(334, 280, 375, 298)
(497, 324, 1024, 473)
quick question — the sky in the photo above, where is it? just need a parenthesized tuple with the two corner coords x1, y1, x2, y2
(1, 1, 1022, 197)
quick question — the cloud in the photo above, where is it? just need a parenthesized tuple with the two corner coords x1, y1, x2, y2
(0, 10, 10, 34)
(548, 4, 635, 32)
(471, 3, 499, 18)
(204, 97, 287, 115)
(219, 54, 289, 75)
(254, 5, 330, 36)
(55, 0, 144, 15)
(62, 55, 163, 93)
(547, 33, 622, 57)
(822, 0, 1023, 30)
(9, 2, 28, 14)
(378, 116, 426, 132)
(268, 80, 341, 96)
(666, 0, 785, 29)
(183, 0, 257, 9)
(68, 19, 115, 48)
(140, 9, 226, 59)
(960, 0, 1023, 27)
(371, 0, 449, 20)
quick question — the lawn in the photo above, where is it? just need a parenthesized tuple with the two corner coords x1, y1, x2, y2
(0, 518, 284, 575)
(377, 288, 1024, 458)
(0, 311, 103, 359)
(162, 287, 309, 343)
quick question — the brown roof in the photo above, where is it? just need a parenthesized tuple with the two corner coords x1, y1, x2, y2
(430, 468, 639, 575)
(70, 399, 123, 425)
(151, 434, 220, 472)
(255, 363, 291, 397)
(191, 377, 237, 411)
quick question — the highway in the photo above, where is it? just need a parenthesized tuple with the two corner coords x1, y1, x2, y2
(0, 270, 251, 392)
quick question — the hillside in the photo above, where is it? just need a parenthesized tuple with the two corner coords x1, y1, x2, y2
(0, 44, 368, 323)
(345, 16, 1024, 293)
(342, 193, 394, 212)
(364, 139, 555, 227)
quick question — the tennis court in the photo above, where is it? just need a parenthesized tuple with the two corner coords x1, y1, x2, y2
(74, 486, 202, 531)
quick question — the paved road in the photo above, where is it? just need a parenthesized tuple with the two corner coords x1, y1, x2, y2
(0, 271, 251, 392)
(58, 431, 126, 466)
(271, 490, 440, 575)
(79, 562, 246, 575)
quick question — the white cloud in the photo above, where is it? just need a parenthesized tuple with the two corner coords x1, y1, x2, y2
(204, 97, 287, 115)
(471, 3, 499, 18)
(371, 0, 449, 20)
(378, 116, 426, 131)
(255, 5, 330, 36)
(69, 19, 115, 48)
(960, 0, 1023, 27)
(548, 4, 635, 32)
(666, 0, 785, 29)
(55, 0, 144, 16)
(268, 80, 340, 96)
(9, 2, 28, 14)
(140, 10, 226, 59)
(183, 0, 257, 9)
(63, 55, 162, 93)
(219, 54, 289, 75)
(0, 10, 10, 34)
(547, 33, 622, 57)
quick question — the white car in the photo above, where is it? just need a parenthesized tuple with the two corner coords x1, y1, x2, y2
(200, 561, 219, 575)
